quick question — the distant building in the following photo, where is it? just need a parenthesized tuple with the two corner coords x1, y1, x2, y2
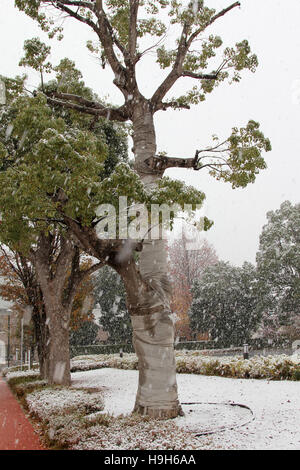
(0, 297, 13, 365)
(92, 305, 110, 343)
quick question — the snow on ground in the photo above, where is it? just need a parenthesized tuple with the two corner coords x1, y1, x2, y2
(72, 368, 300, 450)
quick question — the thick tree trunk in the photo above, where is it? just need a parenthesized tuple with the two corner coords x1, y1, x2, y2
(33, 235, 75, 386)
(46, 302, 71, 386)
(126, 101, 182, 418)
(131, 311, 181, 418)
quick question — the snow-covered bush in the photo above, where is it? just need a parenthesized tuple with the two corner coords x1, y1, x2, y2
(25, 387, 106, 448)
(2, 368, 40, 379)
(174, 353, 300, 380)
(27, 388, 104, 419)
(71, 352, 300, 380)
(71, 353, 139, 372)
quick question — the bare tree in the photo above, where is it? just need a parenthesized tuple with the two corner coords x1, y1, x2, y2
(169, 230, 218, 339)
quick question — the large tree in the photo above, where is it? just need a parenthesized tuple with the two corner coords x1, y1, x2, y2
(256, 201, 300, 340)
(15, 0, 271, 417)
(189, 261, 263, 346)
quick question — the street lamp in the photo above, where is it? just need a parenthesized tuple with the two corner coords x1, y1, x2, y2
(243, 343, 249, 360)
(0, 308, 12, 367)
(20, 317, 24, 370)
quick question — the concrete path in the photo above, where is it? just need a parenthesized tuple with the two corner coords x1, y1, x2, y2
(0, 376, 44, 450)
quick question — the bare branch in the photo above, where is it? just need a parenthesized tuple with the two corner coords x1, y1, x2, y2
(209, 1, 241, 27)
(129, 0, 139, 58)
(56, 1, 99, 32)
(151, 1, 241, 109)
(94, 1, 127, 78)
(80, 261, 104, 280)
(46, 94, 129, 122)
(145, 155, 198, 173)
(187, 2, 241, 47)
(151, 22, 191, 109)
(45, 0, 94, 7)
(52, 1, 128, 94)
(48, 91, 107, 109)
(157, 101, 191, 111)
(144, 143, 234, 174)
(181, 71, 218, 80)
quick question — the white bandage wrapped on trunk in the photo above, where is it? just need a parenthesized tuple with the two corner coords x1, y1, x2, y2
(131, 311, 181, 417)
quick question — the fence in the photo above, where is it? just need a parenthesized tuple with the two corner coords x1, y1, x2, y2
(70, 337, 295, 358)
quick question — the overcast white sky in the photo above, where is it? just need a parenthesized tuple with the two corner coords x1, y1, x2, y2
(1, 0, 300, 266)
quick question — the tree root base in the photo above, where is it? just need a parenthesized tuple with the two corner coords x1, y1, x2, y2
(134, 404, 185, 419)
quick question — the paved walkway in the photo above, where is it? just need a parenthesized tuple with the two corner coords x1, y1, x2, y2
(0, 376, 44, 450)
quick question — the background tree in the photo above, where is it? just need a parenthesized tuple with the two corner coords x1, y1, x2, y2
(189, 261, 262, 346)
(169, 229, 218, 339)
(0, 247, 96, 372)
(93, 265, 132, 343)
(70, 320, 100, 349)
(15, 0, 271, 417)
(0, 64, 132, 383)
(0, 247, 48, 374)
(256, 201, 300, 341)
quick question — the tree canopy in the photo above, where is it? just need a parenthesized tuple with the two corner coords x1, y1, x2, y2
(15, 1, 271, 189)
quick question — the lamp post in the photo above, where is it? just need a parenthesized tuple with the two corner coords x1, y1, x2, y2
(243, 343, 249, 360)
(20, 317, 24, 370)
(7, 314, 10, 367)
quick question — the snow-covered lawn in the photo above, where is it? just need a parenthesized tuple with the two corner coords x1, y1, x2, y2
(72, 368, 300, 450)
(5, 356, 300, 450)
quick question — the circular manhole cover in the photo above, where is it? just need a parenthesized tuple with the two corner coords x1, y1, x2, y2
(175, 402, 254, 436)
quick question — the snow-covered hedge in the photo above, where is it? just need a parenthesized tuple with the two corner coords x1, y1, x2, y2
(4, 352, 299, 383)
(71, 353, 138, 372)
(175, 352, 300, 380)
(71, 352, 300, 380)
(2, 369, 40, 379)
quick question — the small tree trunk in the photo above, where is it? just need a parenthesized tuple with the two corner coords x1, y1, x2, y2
(32, 308, 49, 380)
(30, 342, 35, 369)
